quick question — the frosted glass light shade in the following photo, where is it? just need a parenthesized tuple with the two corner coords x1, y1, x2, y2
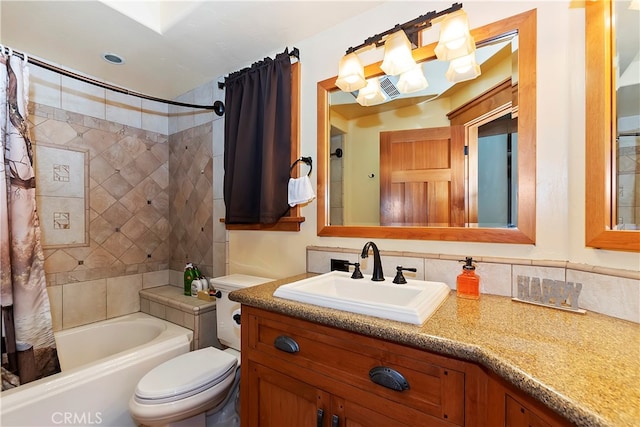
(435, 10, 476, 61)
(356, 78, 387, 106)
(380, 30, 417, 76)
(335, 53, 366, 92)
(445, 53, 481, 83)
(397, 64, 428, 94)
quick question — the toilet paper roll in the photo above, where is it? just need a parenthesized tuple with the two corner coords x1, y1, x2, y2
(232, 309, 241, 328)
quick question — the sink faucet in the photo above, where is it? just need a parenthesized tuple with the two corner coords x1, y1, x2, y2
(361, 241, 384, 281)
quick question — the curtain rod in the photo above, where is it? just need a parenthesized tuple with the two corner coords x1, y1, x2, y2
(2, 46, 220, 110)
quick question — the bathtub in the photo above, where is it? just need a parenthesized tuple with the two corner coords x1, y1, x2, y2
(1, 312, 193, 427)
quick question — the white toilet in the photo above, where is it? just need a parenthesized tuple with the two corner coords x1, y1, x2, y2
(129, 274, 272, 427)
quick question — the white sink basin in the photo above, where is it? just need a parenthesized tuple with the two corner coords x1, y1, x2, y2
(273, 271, 451, 325)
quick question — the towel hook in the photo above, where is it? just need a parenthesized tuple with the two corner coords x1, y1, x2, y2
(289, 156, 313, 178)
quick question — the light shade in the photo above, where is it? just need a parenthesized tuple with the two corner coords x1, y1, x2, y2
(380, 30, 417, 76)
(335, 53, 366, 92)
(397, 63, 428, 94)
(356, 78, 387, 106)
(445, 53, 481, 83)
(435, 9, 476, 61)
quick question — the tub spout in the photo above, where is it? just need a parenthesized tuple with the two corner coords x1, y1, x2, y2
(361, 241, 384, 281)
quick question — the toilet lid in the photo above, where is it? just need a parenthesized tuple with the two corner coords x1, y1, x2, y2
(135, 347, 237, 404)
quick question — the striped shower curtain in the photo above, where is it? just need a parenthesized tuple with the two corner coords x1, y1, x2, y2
(1, 50, 60, 390)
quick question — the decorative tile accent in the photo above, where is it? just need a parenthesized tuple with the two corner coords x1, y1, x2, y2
(35, 144, 88, 247)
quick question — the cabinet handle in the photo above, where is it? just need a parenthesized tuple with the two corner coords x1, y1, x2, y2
(316, 409, 324, 427)
(368, 366, 410, 392)
(331, 414, 339, 427)
(274, 335, 300, 353)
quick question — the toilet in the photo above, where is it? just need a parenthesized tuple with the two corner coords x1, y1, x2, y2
(129, 274, 272, 427)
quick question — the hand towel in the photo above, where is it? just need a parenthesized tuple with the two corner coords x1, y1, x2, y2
(288, 176, 315, 207)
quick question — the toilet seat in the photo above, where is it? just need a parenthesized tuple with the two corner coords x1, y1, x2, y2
(134, 347, 237, 404)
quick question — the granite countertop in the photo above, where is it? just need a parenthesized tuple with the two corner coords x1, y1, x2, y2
(229, 273, 640, 427)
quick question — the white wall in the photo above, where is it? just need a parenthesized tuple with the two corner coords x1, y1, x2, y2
(229, 1, 639, 279)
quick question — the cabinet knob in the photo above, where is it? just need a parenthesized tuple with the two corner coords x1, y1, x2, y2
(316, 409, 324, 427)
(369, 366, 410, 392)
(274, 335, 300, 353)
(331, 414, 340, 427)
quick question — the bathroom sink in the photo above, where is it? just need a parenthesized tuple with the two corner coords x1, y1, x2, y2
(273, 271, 450, 325)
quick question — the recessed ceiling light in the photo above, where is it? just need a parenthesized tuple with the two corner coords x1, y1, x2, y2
(102, 52, 125, 65)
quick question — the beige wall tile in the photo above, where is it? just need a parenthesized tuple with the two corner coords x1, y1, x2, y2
(141, 99, 168, 134)
(143, 270, 170, 288)
(424, 259, 459, 289)
(568, 270, 640, 323)
(106, 91, 142, 129)
(61, 76, 105, 119)
(149, 300, 166, 319)
(30, 66, 61, 108)
(62, 279, 107, 328)
(165, 306, 184, 326)
(46, 285, 63, 332)
(106, 274, 142, 318)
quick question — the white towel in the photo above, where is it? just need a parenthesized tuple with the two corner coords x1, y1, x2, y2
(288, 176, 315, 207)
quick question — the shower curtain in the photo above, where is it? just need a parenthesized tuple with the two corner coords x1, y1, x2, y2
(1, 51, 60, 390)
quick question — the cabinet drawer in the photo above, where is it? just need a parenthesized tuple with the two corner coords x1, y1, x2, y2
(245, 308, 466, 426)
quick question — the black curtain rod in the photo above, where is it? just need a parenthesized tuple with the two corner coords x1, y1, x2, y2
(2, 47, 220, 110)
(217, 47, 299, 89)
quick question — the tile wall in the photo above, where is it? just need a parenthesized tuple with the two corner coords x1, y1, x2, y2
(28, 64, 226, 330)
(30, 102, 172, 329)
(307, 246, 640, 323)
(168, 123, 214, 277)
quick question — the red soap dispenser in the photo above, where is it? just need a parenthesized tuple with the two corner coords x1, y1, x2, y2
(457, 257, 480, 300)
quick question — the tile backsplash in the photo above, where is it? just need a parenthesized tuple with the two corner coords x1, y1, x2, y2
(307, 246, 640, 323)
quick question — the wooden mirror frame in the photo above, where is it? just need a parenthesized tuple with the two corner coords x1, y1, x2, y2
(585, 1, 640, 252)
(317, 10, 536, 243)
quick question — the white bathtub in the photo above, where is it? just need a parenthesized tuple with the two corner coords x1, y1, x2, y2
(1, 312, 193, 427)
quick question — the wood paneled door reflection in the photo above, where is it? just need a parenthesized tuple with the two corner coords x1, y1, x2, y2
(380, 126, 465, 227)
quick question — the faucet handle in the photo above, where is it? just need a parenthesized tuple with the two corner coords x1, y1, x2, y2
(392, 266, 417, 284)
(348, 262, 364, 279)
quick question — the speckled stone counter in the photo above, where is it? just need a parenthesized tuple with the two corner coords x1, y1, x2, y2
(229, 274, 640, 427)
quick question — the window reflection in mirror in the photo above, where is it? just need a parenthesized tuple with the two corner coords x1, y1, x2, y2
(613, 1, 640, 231)
(327, 35, 519, 228)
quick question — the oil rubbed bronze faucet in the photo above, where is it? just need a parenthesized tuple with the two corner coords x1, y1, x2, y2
(361, 241, 384, 281)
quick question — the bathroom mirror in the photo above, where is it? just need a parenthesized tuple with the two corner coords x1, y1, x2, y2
(585, 0, 640, 252)
(317, 10, 536, 243)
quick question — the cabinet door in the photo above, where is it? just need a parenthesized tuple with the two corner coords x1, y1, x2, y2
(505, 395, 551, 427)
(244, 361, 329, 427)
(332, 396, 417, 427)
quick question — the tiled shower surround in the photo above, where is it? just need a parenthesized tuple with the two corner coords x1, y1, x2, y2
(167, 123, 214, 276)
(29, 102, 217, 330)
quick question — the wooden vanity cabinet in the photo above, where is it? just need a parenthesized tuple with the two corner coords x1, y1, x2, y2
(241, 307, 478, 427)
(240, 306, 573, 427)
(485, 371, 574, 427)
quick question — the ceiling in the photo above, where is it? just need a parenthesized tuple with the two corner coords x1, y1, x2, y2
(1, 0, 384, 100)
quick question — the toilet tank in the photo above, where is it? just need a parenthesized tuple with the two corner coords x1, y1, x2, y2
(210, 274, 272, 349)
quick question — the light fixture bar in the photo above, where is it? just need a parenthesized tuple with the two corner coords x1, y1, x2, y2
(344, 3, 463, 55)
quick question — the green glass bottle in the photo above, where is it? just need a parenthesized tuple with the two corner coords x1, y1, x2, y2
(184, 263, 196, 296)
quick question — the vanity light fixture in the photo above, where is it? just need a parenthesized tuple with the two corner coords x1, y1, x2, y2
(355, 78, 387, 106)
(380, 30, 417, 76)
(445, 52, 481, 83)
(397, 63, 429, 93)
(434, 9, 476, 61)
(335, 52, 367, 92)
(335, 3, 480, 106)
